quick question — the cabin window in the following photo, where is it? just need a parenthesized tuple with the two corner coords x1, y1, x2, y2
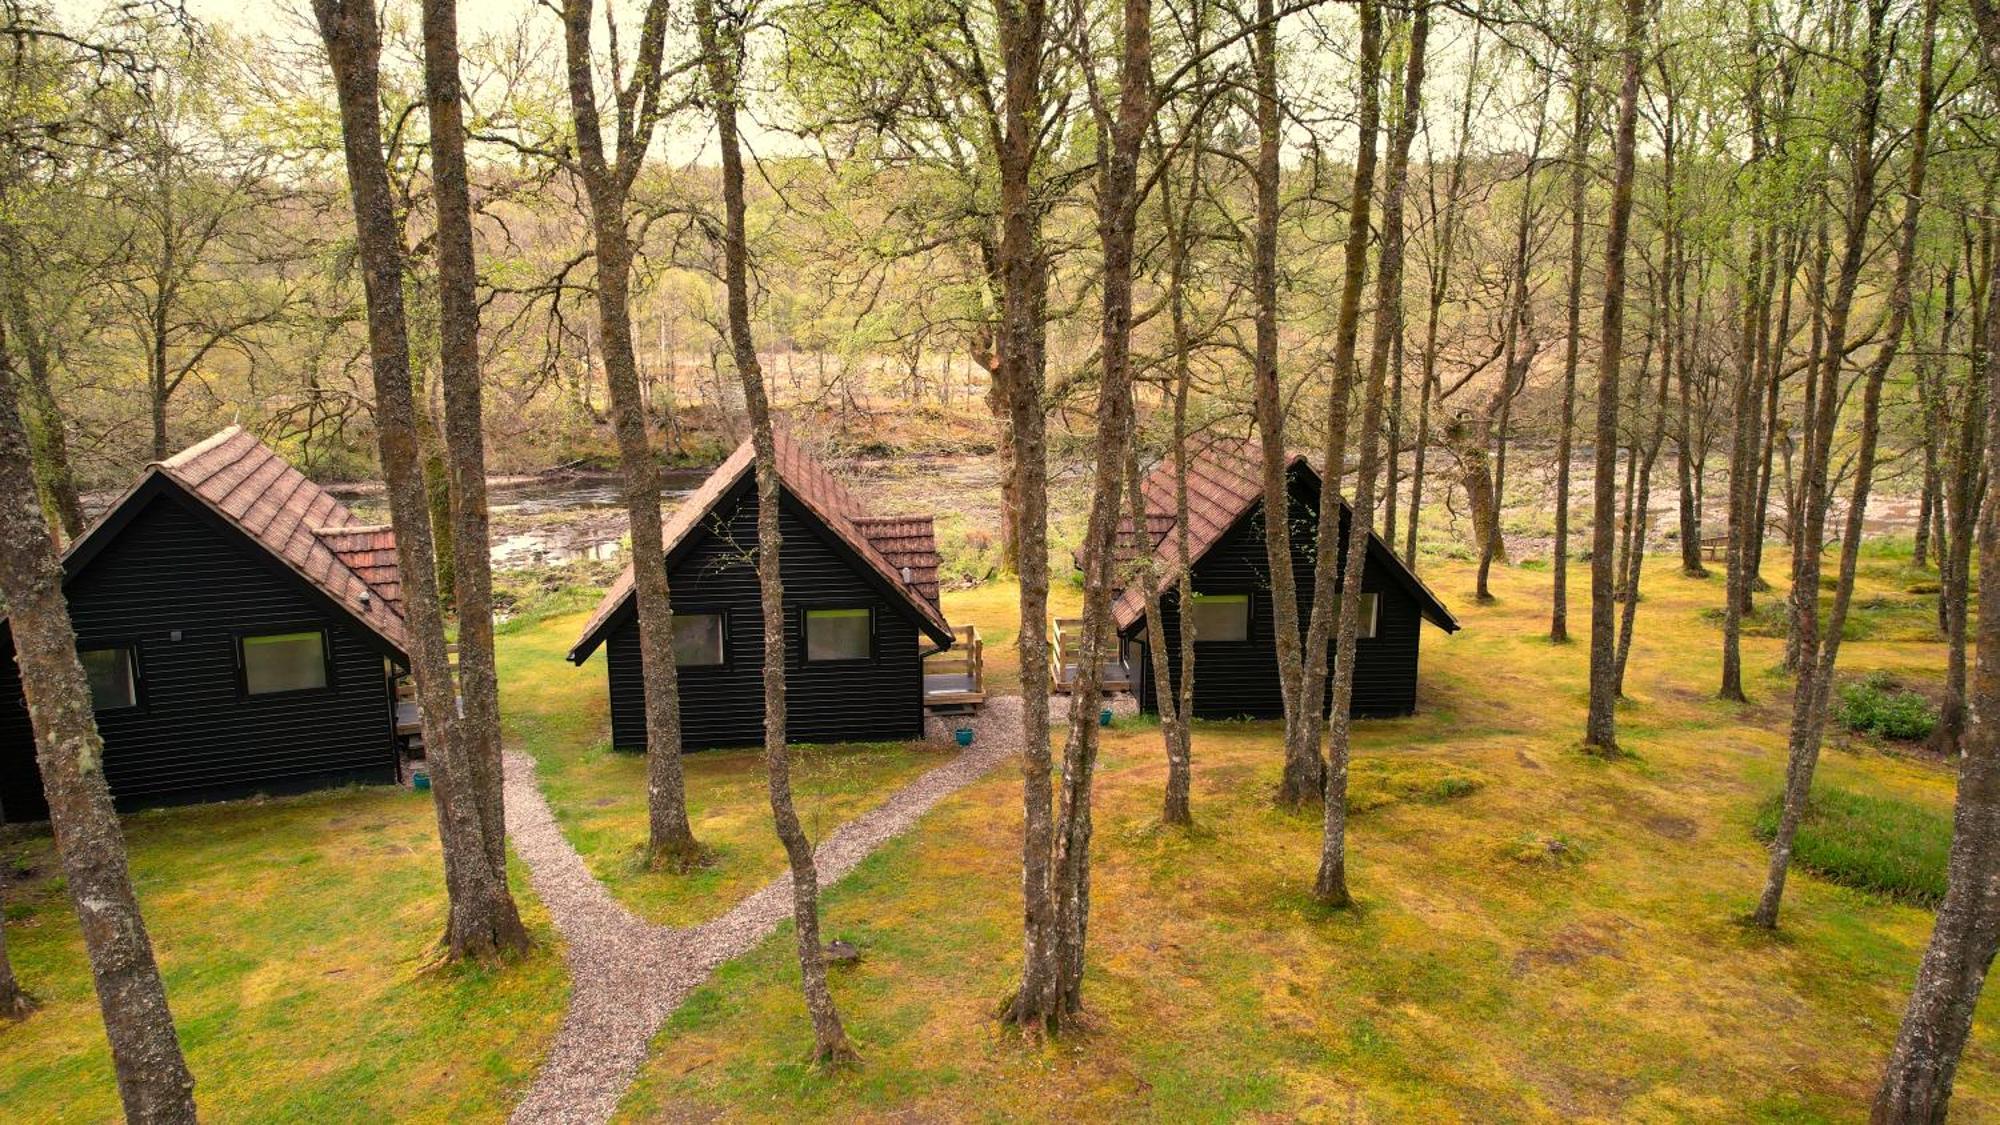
(1330, 593, 1381, 639)
(674, 613, 725, 667)
(804, 607, 872, 662)
(80, 647, 137, 711)
(241, 630, 330, 695)
(1187, 593, 1251, 643)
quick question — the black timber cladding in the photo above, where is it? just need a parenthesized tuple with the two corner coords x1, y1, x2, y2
(603, 479, 931, 749)
(1122, 461, 1426, 719)
(0, 484, 400, 822)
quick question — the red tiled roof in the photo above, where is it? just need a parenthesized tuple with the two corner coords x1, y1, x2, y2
(1103, 436, 1301, 629)
(569, 431, 953, 661)
(853, 515, 942, 607)
(312, 525, 403, 613)
(142, 426, 409, 651)
(1109, 435, 1458, 633)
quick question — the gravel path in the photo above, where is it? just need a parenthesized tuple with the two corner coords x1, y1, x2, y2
(506, 696, 1023, 1125)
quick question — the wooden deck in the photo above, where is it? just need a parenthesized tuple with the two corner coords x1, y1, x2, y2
(924, 624, 986, 707)
(393, 644, 459, 744)
(1049, 617, 1133, 695)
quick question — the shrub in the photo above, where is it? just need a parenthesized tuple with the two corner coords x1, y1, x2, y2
(1836, 673, 1937, 742)
(1753, 785, 1948, 907)
(1347, 758, 1485, 814)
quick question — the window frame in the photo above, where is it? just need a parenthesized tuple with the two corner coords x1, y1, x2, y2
(1185, 591, 1254, 645)
(671, 609, 730, 670)
(1331, 591, 1381, 640)
(236, 627, 336, 700)
(77, 642, 143, 713)
(801, 605, 876, 666)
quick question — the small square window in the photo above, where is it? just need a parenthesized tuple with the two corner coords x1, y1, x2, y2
(674, 613, 725, 667)
(80, 647, 136, 711)
(1187, 593, 1250, 643)
(1334, 592, 1380, 639)
(242, 631, 329, 695)
(805, 608, 872, 662)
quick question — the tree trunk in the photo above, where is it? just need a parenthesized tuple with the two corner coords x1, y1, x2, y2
(1406, 18, 1482, 569)
(416, 368, 455, 606)
(0, 909, 32, 1019)
(1296, 0, 1385, 812)
(559, 0, 703, 868)
(1934, 215, 1992, 758)
(1317, 0, 1423, 908)
(995, 0, 1059, 1034)
(0, 322, 196, 1120)
(1721, 217, 1768, 703)
(313, 0, 528, 959)
(1873, 17, 2000, 1106)
(1148, 133, 1204, 829)
(697, 0, 854, 1062)
(1476, 119, 1543, 604)
(1755, 0, 1930, 928)
(0, 288, 82, 540)
(1251, 0, 1318, 807)
(1583, 0, 1647, 755)
(422, 0, 517, 898)
(1551, 25, 1591, 644)
(1614, 318, 1667, 696)
(1047, 0, 1150, 1021)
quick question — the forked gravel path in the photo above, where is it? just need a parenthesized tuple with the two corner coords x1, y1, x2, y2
(505, 696, 1023, 1125)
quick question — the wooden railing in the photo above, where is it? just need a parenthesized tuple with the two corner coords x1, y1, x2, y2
(923, 624, 985, 706)
(1049, 616, 1133, 694)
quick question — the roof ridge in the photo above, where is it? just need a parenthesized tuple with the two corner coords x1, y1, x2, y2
(155, 424, 244, 471)
(570, 432, 950, 662)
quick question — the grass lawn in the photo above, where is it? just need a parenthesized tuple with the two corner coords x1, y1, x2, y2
(496, 606, 952, 928)
(609, 549, 1995, 1122)
(0, 786, 566, 1122)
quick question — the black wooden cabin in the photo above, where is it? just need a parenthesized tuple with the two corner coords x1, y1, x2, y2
(568, 433, 955, 749)
(1105, 438, 1458, 720)
(0, 427, 410, 822)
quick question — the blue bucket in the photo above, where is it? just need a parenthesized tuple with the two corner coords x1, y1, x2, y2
(954, 727, 975, 747)
(412, 769, 431, 792)
(1099, 708, 1113, 727)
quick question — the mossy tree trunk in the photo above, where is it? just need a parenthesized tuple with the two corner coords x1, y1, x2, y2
(558, 0, 703, 869)
(1873, 18, 2000, 1111)
(1582, 0, 1647, 756)
(312, 0, 528, 959)
(1295, 0, 1384, 817)
(0, 318, 196, 1123)
(421, 0, 513, 888)
(696, 0, 854, 1064)
(1755, 0, 1933, 929)
(1248, 0, 1317, 808)
(1317, 0, 1424, 907)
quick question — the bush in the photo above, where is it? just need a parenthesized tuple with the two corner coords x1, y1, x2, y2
(1836, 673, 1937, 742)
(1752, 786, 1948, 906)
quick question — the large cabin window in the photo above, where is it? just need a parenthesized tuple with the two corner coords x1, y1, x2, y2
(1187, 593, 1251, 643)
(1331, 592, 1381, 639)
(241, 630, 330, 695)
(804, 607, 873, 662)
(674, 612, 726, 667)
(80, 647, 137, 711)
